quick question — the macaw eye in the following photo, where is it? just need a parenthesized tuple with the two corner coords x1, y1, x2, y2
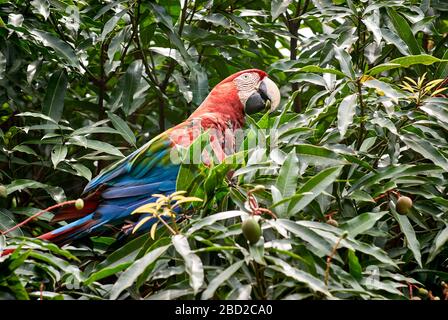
(234, 72, 260, 92)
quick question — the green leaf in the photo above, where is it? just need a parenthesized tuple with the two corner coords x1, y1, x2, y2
(362, 14, 382, 45)
(371, 113, 398, 135)
(3, 275, 29, 300)
(94, 0, 128, 20)
(100, 10, 126, 41)
(109, 244, 170, 299)
(366, 63, 402, 76)
(348, 165, 408, 194)
(368, 55, 446, 75)
(5, 179, 65, 202)
(0, 209, 23, 237)
(381, 27, 410, 56)
(274, 151, 299, 217)
(337, 93, 357, 138)
(290, 73, 326, 87)
(190, 64, 209, 106)
(300, 222, 397, 266)
(435, 49, 448, 79)
(12, 145, 38, 157)
(172, 235, 204, 294)
(275, 219, 334, 256)
(86, 262, 132, 285)
(348, 190, 375, 203)
(340, 211, 388, 238)
(363, 79, 405, 103)
(30, 30, 79, 68)
(106, 111, 136, 147)
(427, 225, 448, 264)
(275, 150, 299, 197)
(347, 250, 362, 280)
(420, 101, 448, 124)
(391, 208, 422, 267)
(69, 163, 92, 181)
(28, 251, 80, 274)
(148, 2, 173, 29)
(18, 237, 79, 261)
(146, 288, 193, 300)
(16, 112, 58, 124)
(30, 0, 49, 20)
(267, 256, 330, 296)
(271, 0, 292, 20)
(296, 65, 346, 78)
(288, 166, 343, 215)
(42, 70, 67, 122)
(187, 210, 244, 235)
(78, 139, 124, 157)
(93, 234, 149, 272)
(121, 60, 143, 114)
(386, 8, 422, 56)
(400, 134, 448, 172)
(51, 145, 67, 168)
(295, 145, 346, 166)
(201, 260, 244, 300)
(334, 46, 355, 79)
(71, 126, 119, 136)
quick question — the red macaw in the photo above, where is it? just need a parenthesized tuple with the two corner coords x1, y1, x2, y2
(14, 69, 281, 245)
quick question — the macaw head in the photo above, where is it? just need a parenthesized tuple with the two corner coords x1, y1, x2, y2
(218, 69, 281, 115)
(190, 69, 281, 122)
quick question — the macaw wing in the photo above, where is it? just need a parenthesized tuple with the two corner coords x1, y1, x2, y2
(41, 132, 181, 243)
(83, 131, 176, 195)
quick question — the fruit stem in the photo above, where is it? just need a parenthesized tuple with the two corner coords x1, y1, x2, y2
(0, 200, 77, 236)
(247, 189, 277, 219)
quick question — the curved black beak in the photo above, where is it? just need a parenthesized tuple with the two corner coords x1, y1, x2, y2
(244, 77, 280, 115)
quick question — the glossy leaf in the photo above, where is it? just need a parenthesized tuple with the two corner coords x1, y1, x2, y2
(109, 245, 170, 299)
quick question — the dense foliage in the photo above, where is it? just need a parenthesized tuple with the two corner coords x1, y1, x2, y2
(1, 0, 448, 300)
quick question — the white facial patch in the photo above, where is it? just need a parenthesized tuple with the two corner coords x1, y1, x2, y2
(233, 72, 260, 105)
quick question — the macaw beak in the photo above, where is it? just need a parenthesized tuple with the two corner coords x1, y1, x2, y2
(244, 77, 281, 115)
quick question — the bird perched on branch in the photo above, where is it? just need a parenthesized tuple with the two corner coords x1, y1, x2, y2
(4, 69, 280, 246)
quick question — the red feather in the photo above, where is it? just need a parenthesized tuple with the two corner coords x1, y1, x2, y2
(50, 187, 104, 223)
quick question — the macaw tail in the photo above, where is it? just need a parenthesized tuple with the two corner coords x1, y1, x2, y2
(32, 189, 103, 245)
(34, 191, 176, 245)
(37, 217, 100, 245)
(1, 134, 180, 250)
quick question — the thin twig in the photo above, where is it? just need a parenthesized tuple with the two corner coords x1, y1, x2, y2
(355, 78, 366, 150)
(324, 232, 348, 286)
(0, 200, 77, 235)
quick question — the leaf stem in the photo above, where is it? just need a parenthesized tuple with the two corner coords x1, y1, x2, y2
(156, 214, 178, 235)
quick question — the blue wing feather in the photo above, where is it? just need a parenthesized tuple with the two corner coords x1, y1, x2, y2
(43, 133, 181, 243)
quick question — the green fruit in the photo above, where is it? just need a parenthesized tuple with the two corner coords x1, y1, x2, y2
(327, 219, 339, 227)
(396, 196, 413, 214)
(252, 185, 265, 192)
(0, 185, 7, 198)
(75, 198, 84, 210)
(433, 296, 440, 300)
(242, 217, 261, 245)
(418, 288, 428, 296)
